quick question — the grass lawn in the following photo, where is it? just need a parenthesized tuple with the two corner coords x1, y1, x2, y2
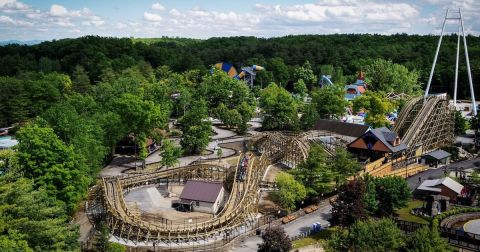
(292, 228, 335, 249)
(395, 199, 430, 225)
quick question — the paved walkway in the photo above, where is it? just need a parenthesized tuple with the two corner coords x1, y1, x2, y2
(98, 120, 263, 177)
(232, 204, 332, 252)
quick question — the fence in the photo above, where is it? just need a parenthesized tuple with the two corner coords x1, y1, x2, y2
(395, 219, 480, 251)
(394, 219, 427, 233)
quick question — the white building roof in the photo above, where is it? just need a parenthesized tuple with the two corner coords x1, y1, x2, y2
(417, 177, 464, 195)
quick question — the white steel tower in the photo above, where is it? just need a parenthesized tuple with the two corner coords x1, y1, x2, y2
(424, 8, 477, 115)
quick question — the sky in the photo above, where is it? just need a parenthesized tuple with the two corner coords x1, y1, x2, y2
(0, 0, 479, 40)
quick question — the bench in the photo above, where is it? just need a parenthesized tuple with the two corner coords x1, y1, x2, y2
(304, 205, 319, 214)
(282, 215, 296, 224)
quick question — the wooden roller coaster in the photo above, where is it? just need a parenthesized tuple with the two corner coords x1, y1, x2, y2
(90, 132, 322, 246)
(393, 95, 454, 157)
(250, 131, 348, 168)
(100, 157, 268, 244)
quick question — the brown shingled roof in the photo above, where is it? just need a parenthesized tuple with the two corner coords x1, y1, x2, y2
(312, 119, 370, 138)
(180, 180, 224, 203)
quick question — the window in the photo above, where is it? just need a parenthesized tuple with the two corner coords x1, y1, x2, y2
(196, 201, 200, 206)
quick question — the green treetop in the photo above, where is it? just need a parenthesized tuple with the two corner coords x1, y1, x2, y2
(260, 83, 299, 131)
(353, 91, 396, 128)
(275, 172, 307, 211)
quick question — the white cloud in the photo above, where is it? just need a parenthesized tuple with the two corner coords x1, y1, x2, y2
(169, 8, 180, 16)
(152, 3, 165, 11)
(55, 18, 75, 27)
(1, 0, 479, 40)
(0, 0, 15, 7)
(255, 1, 418, 24)
(0, 14, 13, 23)
(50, 4, 68, 17)
(2, 1, 28, 11)
(45, 4, 105, 28)
(0, 14, 31, 26)
(144, 12, 162, 22)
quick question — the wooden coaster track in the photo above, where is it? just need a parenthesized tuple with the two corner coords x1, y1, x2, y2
(100, 152, 272, 244)
(95, 132, 335, 245)
(393, 95, 454, 157)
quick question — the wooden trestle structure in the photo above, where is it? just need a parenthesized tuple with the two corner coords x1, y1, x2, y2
(250, 131, 347, 167)
(393, 95, 454, 157)
(90, 132, 326, 246)
(100, 159, 264, 244)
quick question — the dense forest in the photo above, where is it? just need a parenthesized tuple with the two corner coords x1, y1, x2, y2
(1, 34, 479, 98)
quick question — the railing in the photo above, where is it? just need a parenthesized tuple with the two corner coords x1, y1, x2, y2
(394, 219, 426, 233)
(440, 227, 480, 250)
(394, 219, 480, 250)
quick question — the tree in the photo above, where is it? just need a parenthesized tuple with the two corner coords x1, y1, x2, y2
(348, 218, 405, 251)
(331, 179, 367, 227)
(260, 83, 299, 130)
(405, 226, 452, 252)
(0, 236, 32, 252)
(181, 123, 211, 154)
(0, 149, 16, 175)
(454, 110, 469, 135)
(275, 172, 306, 211)
(216, 148, 223, 162)
(72, 65, 91, 93)
(291, 144, 334, 197)
(364, 58, 421, 95)
(110, 93, 167, 136)
(109, 92, 168, 160)
(363, 175, 379, 215)
(311, 85, 348, 119)
(37, 57, 60, 73)
(15, 121, 90, 213)
(353, 91, 396, 128)
(180, 100, 212, 154)
(236, 101, 255, 134)
(107, 243, 127, 252)
(0, 77, 30, 127)
(0, 178, 79, 251)
(331, 147, 362, 184)
(294, 61, 317, 90)
(42, 101, 108, 176)
(160, 139, 182, 168)
(267, 57, 290, 86)
(470, 114, 480, 132)
(258, 226, 292, 252)
(23, 72, 72, 116)
(214, 103, 243, 130)
(300, 103, 320, 130)
(373, 176, 411, 217)
(199, 70, 255, 111)
(293, 79, 308, 97)
(328, 218, 405, 251)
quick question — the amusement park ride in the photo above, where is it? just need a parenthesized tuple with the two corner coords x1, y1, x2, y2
(213, 62, 265, 88)
(425, 8, 477, 115)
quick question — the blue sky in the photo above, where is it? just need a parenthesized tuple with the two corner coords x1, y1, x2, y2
(0, 0, 478, 40)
